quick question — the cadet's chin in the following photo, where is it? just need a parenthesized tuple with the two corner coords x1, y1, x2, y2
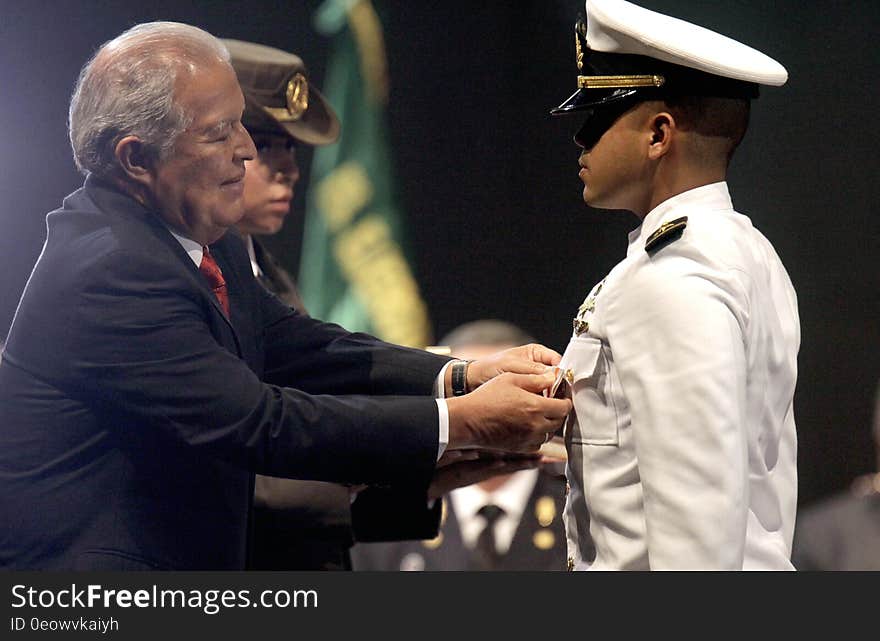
(582, 185, 603, 208)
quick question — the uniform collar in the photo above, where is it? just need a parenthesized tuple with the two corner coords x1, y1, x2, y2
(627, 181, 733, 256)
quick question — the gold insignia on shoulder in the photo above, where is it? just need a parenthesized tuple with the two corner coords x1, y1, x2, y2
(535, 496, 556, 527)
(533, 529, 555, 550)
(567, 556, 575, 571)
(575, 32, 584, 70)
(422, 532, 443, 549)
(644, 216, 688, 254)
(264, 72, 309, 123)
(573, 318, 589, 335)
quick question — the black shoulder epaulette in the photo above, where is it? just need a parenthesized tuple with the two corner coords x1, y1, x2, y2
(644, 216, 688, 254)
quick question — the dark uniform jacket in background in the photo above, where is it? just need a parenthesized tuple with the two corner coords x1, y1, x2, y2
(350, 469, 569, 571)
(0, 175, 448, 570)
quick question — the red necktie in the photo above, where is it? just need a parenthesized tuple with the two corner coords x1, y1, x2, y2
(199, 246, 230, 317)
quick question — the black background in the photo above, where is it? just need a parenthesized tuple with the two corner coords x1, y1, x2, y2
(1, 0, 877, 510)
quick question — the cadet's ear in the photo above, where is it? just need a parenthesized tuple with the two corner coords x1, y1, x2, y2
(114, 135, 155, 189)
(647, 111, 675, 160)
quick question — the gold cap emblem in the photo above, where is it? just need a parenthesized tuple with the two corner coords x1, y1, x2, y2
(264, 72, 309, 123)
(574, 15, 587, 71)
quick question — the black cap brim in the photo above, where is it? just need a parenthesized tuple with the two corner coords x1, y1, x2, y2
(550, 87, 644, 116)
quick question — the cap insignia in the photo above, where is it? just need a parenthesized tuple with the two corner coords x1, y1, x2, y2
(264, 72, 310, 123)
(574, 16, 587, 71)
(577, 74, 665, 90)
(285, 72, 309, 120)
(645, 216, 688, 253)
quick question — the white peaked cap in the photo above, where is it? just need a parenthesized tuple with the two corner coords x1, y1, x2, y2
(586, 0, 788, 85)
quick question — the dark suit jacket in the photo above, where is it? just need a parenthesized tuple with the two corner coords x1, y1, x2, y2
(350, 469, 569, 571)
(251, 237, 306, 312)
(0, 175, 449, 570)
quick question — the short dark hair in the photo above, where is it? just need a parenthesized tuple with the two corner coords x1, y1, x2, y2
(662, 95, 751, 162)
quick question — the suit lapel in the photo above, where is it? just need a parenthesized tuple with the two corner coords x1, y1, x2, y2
(81, 175, 246, 357)
(132, 208, 244, 356)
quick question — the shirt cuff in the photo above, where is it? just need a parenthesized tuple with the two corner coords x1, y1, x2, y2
(435, 399, 449, 461)
(434, 360, 454, 399)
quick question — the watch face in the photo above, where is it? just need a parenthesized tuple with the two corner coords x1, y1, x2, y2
(452, 361, 468, 396)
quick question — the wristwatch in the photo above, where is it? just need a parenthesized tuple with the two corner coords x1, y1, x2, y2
(451, 360, 471, 396)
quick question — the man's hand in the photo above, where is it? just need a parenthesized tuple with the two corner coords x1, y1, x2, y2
(445, 370, 572, 453)
(469, 343, 563, 389)
(427, 450, 540, 500)
(443, 343, 563, 397)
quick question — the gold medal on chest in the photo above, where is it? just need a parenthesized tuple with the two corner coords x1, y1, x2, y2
(572, 279, 604, 336)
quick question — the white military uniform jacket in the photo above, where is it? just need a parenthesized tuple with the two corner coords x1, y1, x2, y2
(560, 182, 799, 570)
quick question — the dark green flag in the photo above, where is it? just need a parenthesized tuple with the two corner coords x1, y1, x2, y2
(299, 0, 432, 348)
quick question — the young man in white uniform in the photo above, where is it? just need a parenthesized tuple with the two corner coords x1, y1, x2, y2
(550, 0, 799, 570)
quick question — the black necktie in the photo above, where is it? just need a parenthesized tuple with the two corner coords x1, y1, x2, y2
(470, 504, 505, 571)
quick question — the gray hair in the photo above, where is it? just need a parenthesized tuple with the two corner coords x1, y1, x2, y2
(69, 21, 230, 178)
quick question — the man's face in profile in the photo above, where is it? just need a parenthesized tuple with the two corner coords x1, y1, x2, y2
(149, 61, 257, 245)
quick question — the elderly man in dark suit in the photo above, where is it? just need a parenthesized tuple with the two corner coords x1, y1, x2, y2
(0, 21, 570, 570)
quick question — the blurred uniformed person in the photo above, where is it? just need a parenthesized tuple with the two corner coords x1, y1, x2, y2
(224, 39, 339, 311)
(550, 0, 799, 570)
(224, 42, 543, 570)
(223, 39, 436, 570)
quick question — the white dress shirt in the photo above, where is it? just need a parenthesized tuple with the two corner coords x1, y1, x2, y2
(561, 182, 799, 570)
(450, 468, 540, 554)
